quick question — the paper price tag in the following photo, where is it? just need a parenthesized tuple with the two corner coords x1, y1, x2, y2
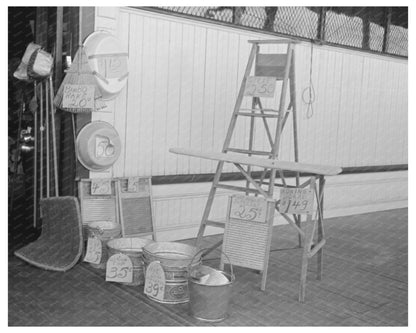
(84, 237, 102, 264)
(244, 76, 276, 97)
(229, 195, 268, 223)
(279, 188, 314, 215)
(144, 261, 166, 301)
(62, 84, 95, 110)
(91, 179, 112, 195)
(106, 254, 133, 283)
(127, 177, 139, 192)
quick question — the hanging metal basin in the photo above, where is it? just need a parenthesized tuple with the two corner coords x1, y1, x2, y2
(76, 121, 122, 171)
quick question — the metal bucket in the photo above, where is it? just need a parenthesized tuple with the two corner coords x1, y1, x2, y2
(143, 242, 201, 304)
(87, 221, 121, 269)
(106, 237, 153, 286)
(188, 250, 235, 322)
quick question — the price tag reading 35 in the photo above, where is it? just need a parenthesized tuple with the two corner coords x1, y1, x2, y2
(144, 261, 166, 301)
(106, 253, 133, 283)
(279, 188, 314, 215)
(244, 76, 277, 97)
(83, 237, 102, 264)
(229, 195, 268, 223)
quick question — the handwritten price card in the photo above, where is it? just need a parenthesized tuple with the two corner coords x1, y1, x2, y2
(62, 84, 95, 110)
(229, 195, 268, 223)
(83, 237, 102, 264)
(127, 177, 139, 192)
(244, 76, 276, 98)
(279, 188, 314, 215)
(144, 261, 166, 301)
(91, 179, 112, 195)
(106, 253, 133, 283)
(97, 56, 128, 79)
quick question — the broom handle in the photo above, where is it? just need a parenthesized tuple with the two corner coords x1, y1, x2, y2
(40, 82, 44, 200)
(33, 82, 38, 228)
(49, 76, 59, 196)
(45, 80, 50, 198)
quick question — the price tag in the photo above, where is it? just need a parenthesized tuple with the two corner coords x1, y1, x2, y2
(244, 76, 276, 97)
(127, 177, 139, 192)
(279, 188, 314, 215)
(144, 261, 166, 301)
(62, 84, 95, 110)
(106, 254, 133, 283)
(84, 237, 102, 264)
(91, 179, 112, 195)
(229, 195, 268, 223)
(97, 56, 128, 79)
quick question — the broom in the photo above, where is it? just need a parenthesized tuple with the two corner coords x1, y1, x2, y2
(53, 44, 102, 113)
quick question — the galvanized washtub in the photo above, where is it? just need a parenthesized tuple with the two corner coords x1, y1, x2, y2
(143, 242, 201, 304)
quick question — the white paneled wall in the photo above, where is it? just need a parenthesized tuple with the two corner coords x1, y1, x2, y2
(90, 8, 408, 241)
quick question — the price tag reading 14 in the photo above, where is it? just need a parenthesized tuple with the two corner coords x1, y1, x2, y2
(144, 261, 166, 301)
(279, 188, 314, 215)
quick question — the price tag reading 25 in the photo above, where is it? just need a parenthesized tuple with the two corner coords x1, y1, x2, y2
(106, 253, 133, 283)
(144, 261, 166, 301)
(279, 188, 314, 215)
(229, 195, 268, 223)
(244, 76, 277, 98)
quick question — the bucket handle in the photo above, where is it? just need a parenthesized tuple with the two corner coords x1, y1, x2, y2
(189, 248, 234, 279)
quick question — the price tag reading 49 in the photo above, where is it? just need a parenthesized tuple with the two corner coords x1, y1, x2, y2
(106, 254, 133, 283)
(144, 261, 166, 301)
(279, 188, 314, 215)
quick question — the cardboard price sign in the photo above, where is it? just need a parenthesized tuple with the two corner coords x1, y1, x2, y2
(106, 254, 133, 283)
(91, 179, 112, 195)
(144, 261, 166, 301)
(244, 76, 276, 97)
(279, 188, 314, 215)
(97, 56, 128, 79)
(62, 84, 95, 110)
(84, 237, 102, 264)
(229, 195, 268, 223)
(127, 177, 139, 192)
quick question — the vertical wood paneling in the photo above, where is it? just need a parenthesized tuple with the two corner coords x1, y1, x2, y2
(164, 22, 183, 175)
(176, 24, 195, 175)
(189, 26, 207, 173)
(151, 19, 170, 176)
(111, 8, 407, 178)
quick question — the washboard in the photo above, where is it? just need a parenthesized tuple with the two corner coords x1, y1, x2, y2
(78, 178, 120, 238)
(117, 177, 156, 240)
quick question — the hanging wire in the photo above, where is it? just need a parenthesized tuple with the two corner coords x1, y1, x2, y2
(301, 42, 316, 119)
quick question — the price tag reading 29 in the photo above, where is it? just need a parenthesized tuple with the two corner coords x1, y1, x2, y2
(106, 253, 133, 283)
(229, 195, 268, 223)
(144, 261, 166, 301)
(244, 76, 277, 98)
(279, 188, 314, 215)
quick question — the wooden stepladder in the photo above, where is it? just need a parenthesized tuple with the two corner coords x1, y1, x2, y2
(195, 39, 302, 248)
(170, 39, 342, 301)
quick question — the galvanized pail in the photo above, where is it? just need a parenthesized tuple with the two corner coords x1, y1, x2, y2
(86, 221, 121, 269)
(188, 250, 235, 322)
(106, 237, 153, 286)
(143, 242, 201, 304)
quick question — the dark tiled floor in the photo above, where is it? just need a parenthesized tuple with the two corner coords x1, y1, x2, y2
(8, 208, 408, 326)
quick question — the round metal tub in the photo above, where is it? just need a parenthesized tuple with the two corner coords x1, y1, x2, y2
(143, 242, 201, 304)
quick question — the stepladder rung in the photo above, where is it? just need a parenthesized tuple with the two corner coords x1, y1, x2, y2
(215, 183, 263, 194)
(205, 220, 226, 228)
(237, 112, 280, 118)
(225, 148, 272, 156)
(240, 108, 279, 113)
